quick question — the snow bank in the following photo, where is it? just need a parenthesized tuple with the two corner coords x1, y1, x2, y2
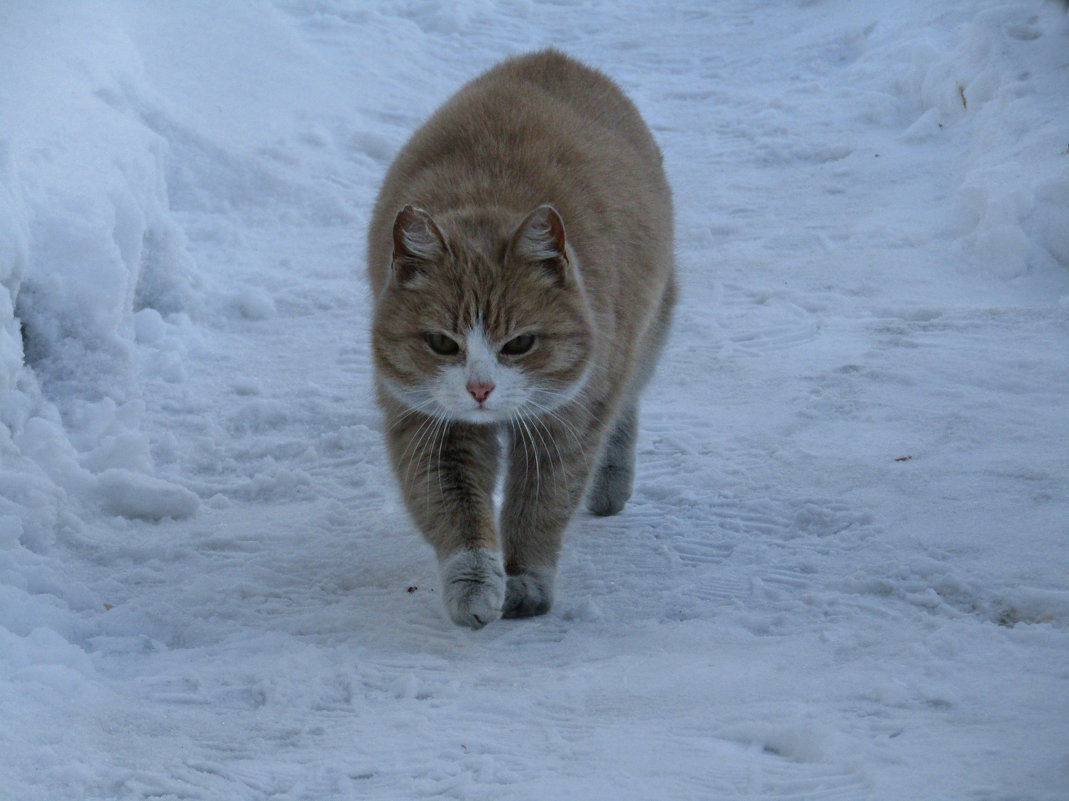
(901, 4, 1069, 283)
(1, 8, 202, 746)
(0, 3, 199, 547)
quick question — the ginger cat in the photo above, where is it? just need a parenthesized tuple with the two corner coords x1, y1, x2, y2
(368, 50, 675, 628)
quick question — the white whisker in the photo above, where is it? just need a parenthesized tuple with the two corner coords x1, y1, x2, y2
(399, 412, 438, 487)
(508, 418, 532, 498)
(418, 413, 449, 511)
(515, 412, 542, 503)
(435, 416, 451, 500)
(525, 398, 586, 455)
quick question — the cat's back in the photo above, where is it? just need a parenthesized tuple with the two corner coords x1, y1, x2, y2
(402, 49, 663, 188)
(462, 49, 664, 170)
(369, 50, 672, 295)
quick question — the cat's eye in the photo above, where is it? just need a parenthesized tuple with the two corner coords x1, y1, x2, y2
(426, 332, 460, 355)
(501, 334, 536, 356)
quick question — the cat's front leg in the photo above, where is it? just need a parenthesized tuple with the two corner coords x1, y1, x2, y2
(384, 404, 505, 628)
(500, 414, 602, 618)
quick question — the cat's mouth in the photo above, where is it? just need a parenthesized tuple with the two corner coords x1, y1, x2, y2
(453, 403, 510, 424)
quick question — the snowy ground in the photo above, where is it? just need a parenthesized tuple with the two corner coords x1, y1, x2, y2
(2, 1, 1068, 799)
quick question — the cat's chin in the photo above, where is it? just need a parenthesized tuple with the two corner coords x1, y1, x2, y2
(448, 406, 515, 425)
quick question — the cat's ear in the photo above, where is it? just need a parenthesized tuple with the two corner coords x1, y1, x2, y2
(507, 204, 572, 287)
(391, 205, 445, 285)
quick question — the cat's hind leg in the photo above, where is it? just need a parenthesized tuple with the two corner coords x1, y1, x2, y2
(586, 403, 637, 516)
(585, 277, 672, 518)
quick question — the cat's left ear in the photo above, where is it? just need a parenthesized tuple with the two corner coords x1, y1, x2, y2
(507, 204, 573, 287)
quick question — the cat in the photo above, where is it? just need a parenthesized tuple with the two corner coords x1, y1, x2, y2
(367, 49, 675, 629)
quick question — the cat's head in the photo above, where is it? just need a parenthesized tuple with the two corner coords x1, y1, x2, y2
(371, 204, 594, 425)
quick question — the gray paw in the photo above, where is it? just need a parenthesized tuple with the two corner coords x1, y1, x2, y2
(440, 549, 506, 630)
(586, 464, 633, 516)
(502, 568, 555, 619)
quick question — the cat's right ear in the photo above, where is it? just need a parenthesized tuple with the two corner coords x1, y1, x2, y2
(391, 205, 445, 286)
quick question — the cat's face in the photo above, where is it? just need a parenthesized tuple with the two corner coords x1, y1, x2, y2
(372, 205, 594, 425)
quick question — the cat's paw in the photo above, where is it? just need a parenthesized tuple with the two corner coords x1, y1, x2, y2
(439, 549, 506, 630)
(502, 568, 555, 619)
(586, 464, 633, 516)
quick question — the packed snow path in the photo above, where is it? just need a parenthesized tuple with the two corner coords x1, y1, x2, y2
(1, 2, 1067, 799)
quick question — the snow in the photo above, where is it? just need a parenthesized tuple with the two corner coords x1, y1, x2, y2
(1, 1, 1067, 799)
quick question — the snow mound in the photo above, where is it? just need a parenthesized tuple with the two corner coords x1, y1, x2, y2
(96, 469, 199, 522)
(898, 5, 1069, 280)
(0, 3, 199, 541)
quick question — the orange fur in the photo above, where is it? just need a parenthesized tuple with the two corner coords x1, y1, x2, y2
(368, 50, 675, 628)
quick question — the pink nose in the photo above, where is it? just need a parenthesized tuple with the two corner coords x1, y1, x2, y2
(467, 382, 494, 404)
